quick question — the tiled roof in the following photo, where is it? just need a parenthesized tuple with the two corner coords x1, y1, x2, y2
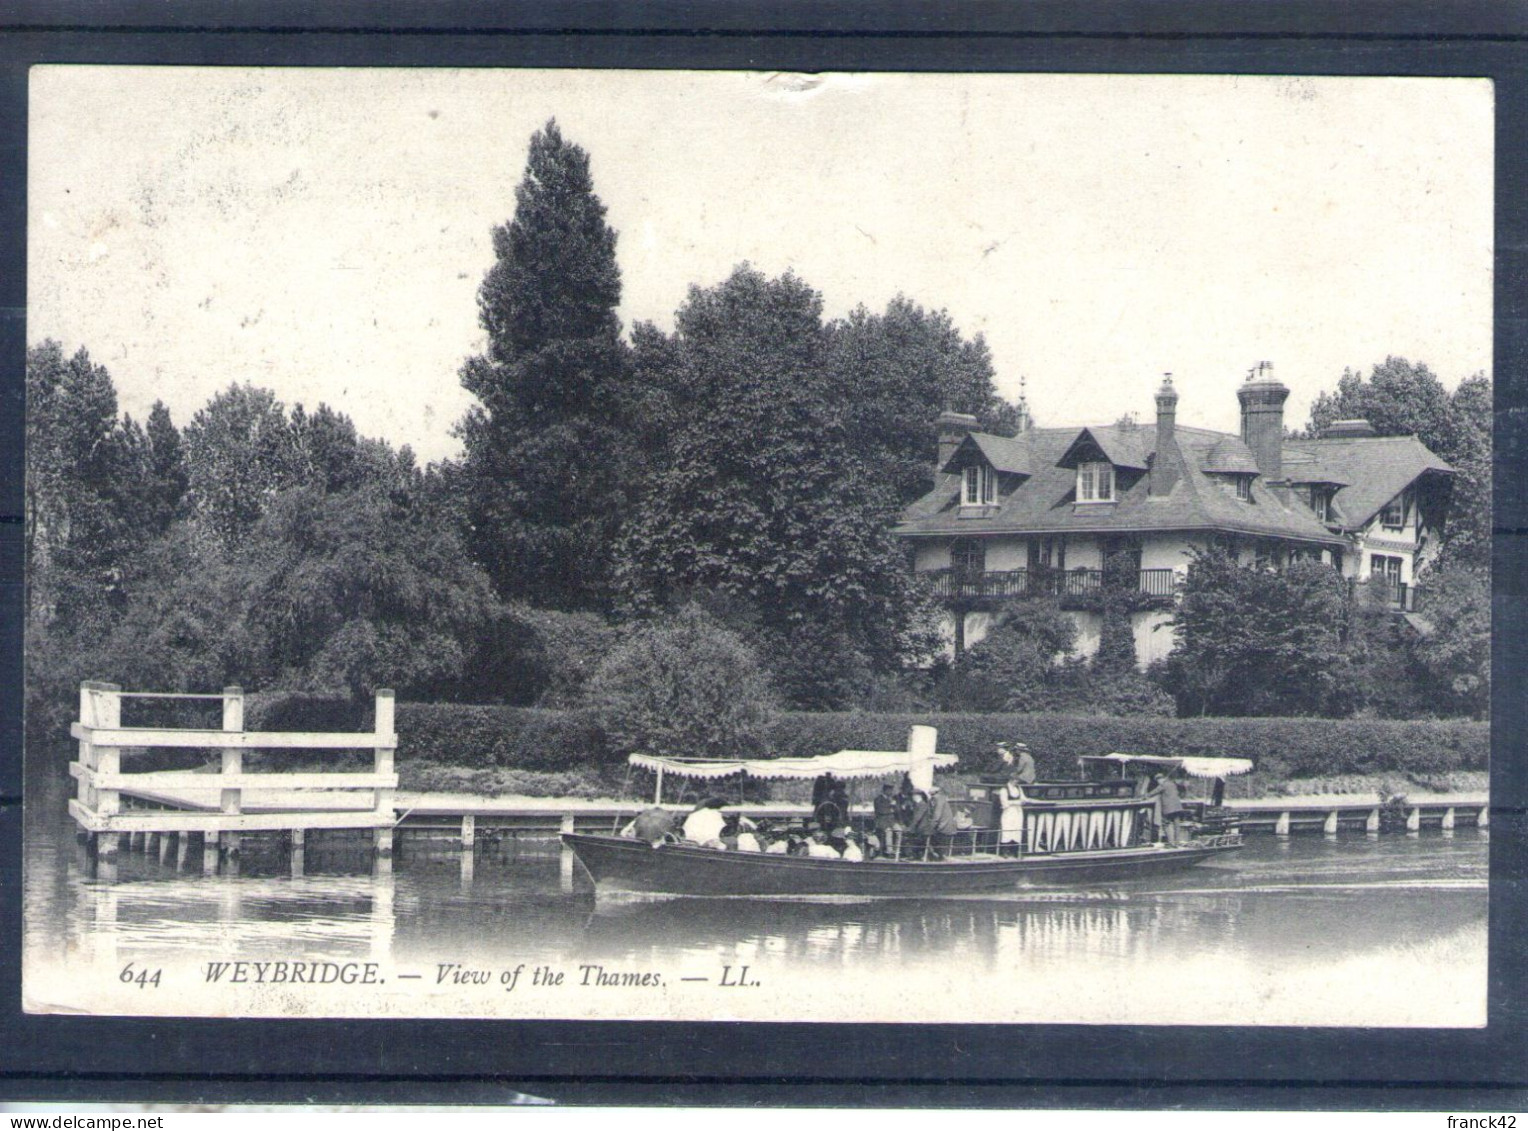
(1057, 425, 1151, 471)
(942, 432, 1033, 476)
(1201, 437, 1260, 475)
(895, 423, 1378, 546)
(1282, 435, 1453, 529)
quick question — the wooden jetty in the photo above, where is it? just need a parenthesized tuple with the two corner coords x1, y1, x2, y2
(67, 682, 1489, 884)
(69, 682, 398, 878)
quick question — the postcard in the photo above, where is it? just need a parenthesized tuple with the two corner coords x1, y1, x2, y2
(22, 67, 1491, 1026)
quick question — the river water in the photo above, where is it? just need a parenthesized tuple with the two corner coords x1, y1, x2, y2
(23, 764, 1488, 1026)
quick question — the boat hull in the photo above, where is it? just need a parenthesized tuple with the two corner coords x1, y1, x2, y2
(562, 833, 1241, 898)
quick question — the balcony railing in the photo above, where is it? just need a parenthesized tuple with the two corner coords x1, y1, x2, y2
(926, 567, 1178, 604)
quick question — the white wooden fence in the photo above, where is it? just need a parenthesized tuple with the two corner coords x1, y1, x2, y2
(68, 682, 399, 866)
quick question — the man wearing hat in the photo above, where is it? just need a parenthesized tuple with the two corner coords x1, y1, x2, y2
(926, 785, 959, 860)
(999, 740, 1037, 786)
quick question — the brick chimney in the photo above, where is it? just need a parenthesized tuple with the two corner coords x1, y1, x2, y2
(1237, 361, 1290, 481)
(935, 411, 979, 483)
(1150, 374, 1180, 496)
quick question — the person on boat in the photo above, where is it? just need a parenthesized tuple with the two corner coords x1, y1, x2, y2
(805, 830, 841, 859)
(831, 826, 864, 862)
(927, 786, 959, 860)
(873, 783, 900, 859)
(731, 815, 762, 853)
(1158, 771, 1188, 846)
(623, 807, 676, 846)
(997, 779, 1025, 857)
(682, 797, 729, 848)
(1011, 742, 1037, 785)
(905, 790, 932, 853)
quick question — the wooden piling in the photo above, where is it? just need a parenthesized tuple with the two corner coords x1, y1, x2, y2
(1406, 807, 1421, 834)
(1274, 811, 1291, 837)
(202, 831, 219, 876)
(461, 814, 476, 849)
(1478, 805, 1490, 829)
(290, 829, 305, 879)
(560, 812, 576, 892)
(1322, 810, 1339, 836)
(220, 686, 244, 821)
(1441, 806, 1456, 830)
(1365, 808, 1380, 835)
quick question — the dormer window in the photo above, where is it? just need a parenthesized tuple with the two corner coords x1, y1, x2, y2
(962, 463, 996, 507)
(1235, 477, 1251, 502)
(1311, 487, 1331, 522)
(1076, 461, 1115, 503)
(1380, 492, 1408, 530)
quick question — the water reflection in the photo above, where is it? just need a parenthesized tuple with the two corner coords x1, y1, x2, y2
(23, 759, 1489, 1024)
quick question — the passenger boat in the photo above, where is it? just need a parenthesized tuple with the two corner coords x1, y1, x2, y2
(562, 728, 1249, 898)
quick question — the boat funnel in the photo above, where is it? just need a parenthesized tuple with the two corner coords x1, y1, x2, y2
(907, 725, 939, 792)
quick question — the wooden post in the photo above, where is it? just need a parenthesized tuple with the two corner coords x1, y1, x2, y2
(157, 833, 172, 864)
(1365, 808, 1380, 835)
(93, 683, 122, 828)
(220, 686, 244, 819)
(461, 814, 476, 849)
(1274, 811, 1291, 837)
(373, 689, 396, 827)
(374, 827, 393, 859)
(176, 832, 190, 871)
(202, 831, 220, 876)
(1478, 805, 1490, 830)
(1406, 806, 1421, 834)
(1322, 810, 1338, 836)
(290, 829, 305, 878)
(1441, 806, 1456, 830)
(560, 812, 576, 892)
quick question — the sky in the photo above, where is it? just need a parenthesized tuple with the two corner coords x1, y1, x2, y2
(29, 68, 1493, 464)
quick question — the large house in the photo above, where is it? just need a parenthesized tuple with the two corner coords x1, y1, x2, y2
(894, 366, 1454, 664)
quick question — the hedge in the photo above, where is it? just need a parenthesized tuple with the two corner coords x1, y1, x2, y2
(395, 703, 1488, 781)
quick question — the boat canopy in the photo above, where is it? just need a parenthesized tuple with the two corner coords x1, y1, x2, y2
(1080, 753, 1255, 778)
(629, 748, 959, 782)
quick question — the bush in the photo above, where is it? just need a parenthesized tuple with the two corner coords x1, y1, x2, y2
(391, 705, 1487, 784)
(766, 711, 1489, 780)
(586, 604, 776, 760)
(397, 703, 609, 770)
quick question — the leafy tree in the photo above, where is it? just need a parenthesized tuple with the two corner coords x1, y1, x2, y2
(1161, 549, 1354, 717)
(1409, 565, 1490, 719)
(614, 265, 942, 706)
(1436, 373, 1491, 574)
(24, 341, 145, 629)
(827, 296, 1013, 505)
(182, 383, 304, 546)
(456, 120, 631, 610)
(231, 481, 501, 700)
(142, 401, 189, 533)
(586, 604, 776, 760)
(938, 601, 1078, 712)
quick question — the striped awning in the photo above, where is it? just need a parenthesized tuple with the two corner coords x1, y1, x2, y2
(629, 749, 959, 782)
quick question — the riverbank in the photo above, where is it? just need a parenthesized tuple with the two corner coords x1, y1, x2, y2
(397, 762, 1490, 807)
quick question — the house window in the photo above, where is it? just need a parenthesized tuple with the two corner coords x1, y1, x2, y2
(1235, 477, 1251, 501)
(1076, 461, 1114, 503)
(1379, 493, 1407, 530)
(962, 463, 996, 506)
(950, 539, 986, 579)
(1371, 554, 1403, 588)
(1311, 487, 1330, 522)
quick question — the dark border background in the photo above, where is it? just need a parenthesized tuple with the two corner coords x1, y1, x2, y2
(1, 2, 1525, 1108)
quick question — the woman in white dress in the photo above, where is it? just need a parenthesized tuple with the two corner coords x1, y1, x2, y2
(996, 743, 1026, 855)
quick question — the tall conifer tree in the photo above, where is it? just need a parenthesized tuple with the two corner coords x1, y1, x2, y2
(456, 120, 629, 610)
